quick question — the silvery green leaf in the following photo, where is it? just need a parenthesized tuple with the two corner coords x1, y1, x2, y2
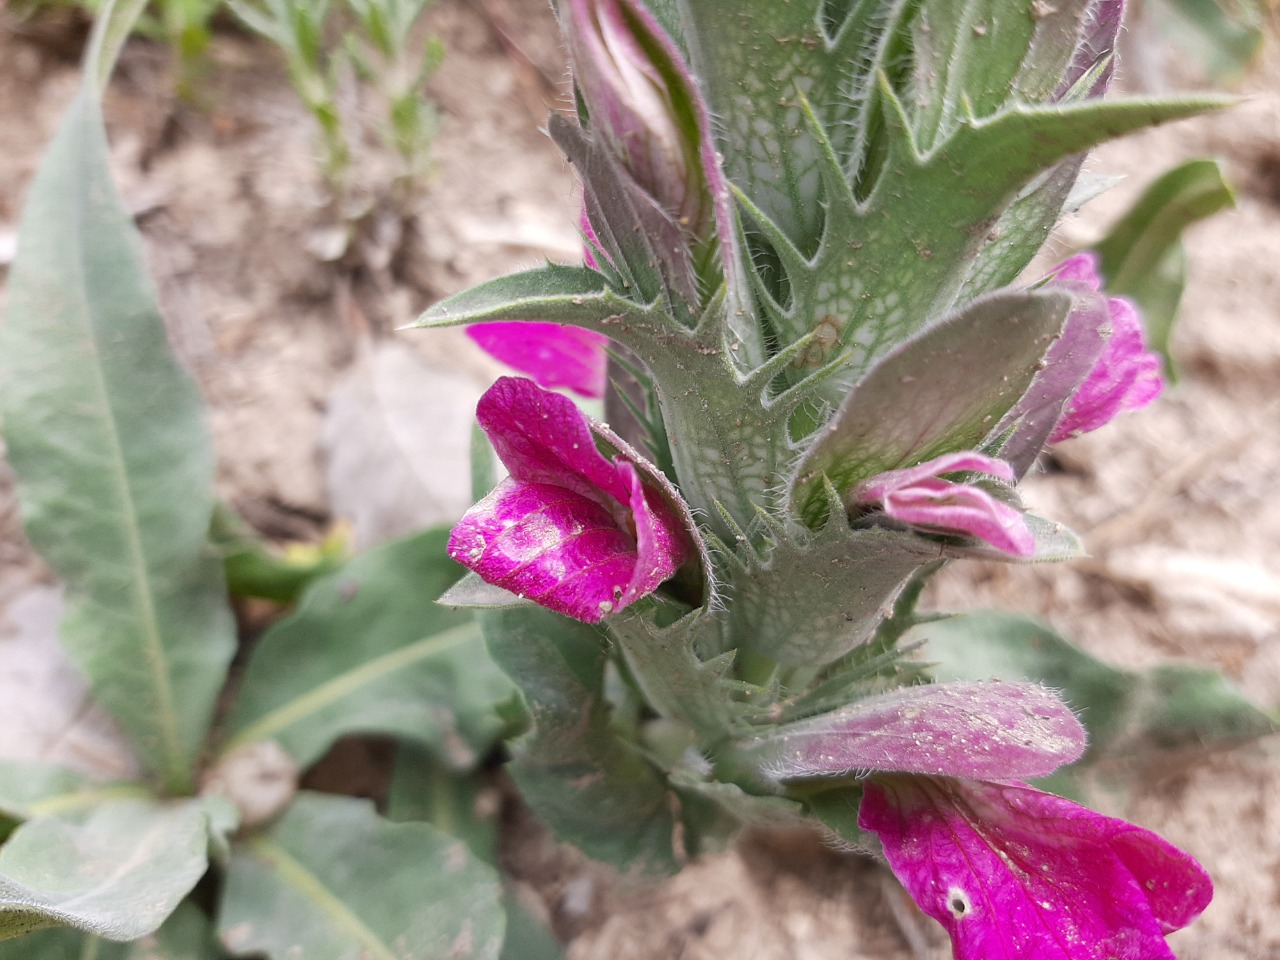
(219, 794, 504, 960)
(0, 799, 214, 941)
(0, 84, 235, 793)
(222, 530, 515, 771)
(0, 763, 144, 824)
(912, 611, 1278, 762)
(0, 901, 225, 960)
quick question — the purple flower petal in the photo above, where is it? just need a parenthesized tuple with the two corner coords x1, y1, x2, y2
(449, 377, 690, 622)
(1002, 254, 1164, 446)
(477, 376, 628, 503)
(448, 478, 638, 621)
(754, 681, 1086, 783)
(996, 290, 1109, 477)
(856, 452, 1015, 499)
(1052, 251, 1105, 289)
(854, 453, 1034, 558)
(466, 323, 607, 399)
(860, 776, 1212, 960)
(1050, 296, 1164, 442)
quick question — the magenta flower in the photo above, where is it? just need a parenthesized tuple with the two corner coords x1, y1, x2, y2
(465, 324, 607, 399)
(448, 376, 689, 622)
(1049, 253, 1164, 442)
(853, 452, 1034, 558)
(860, 775, 1212, 960)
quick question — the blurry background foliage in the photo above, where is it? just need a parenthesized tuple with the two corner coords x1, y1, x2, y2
(12, 0, 446, 199)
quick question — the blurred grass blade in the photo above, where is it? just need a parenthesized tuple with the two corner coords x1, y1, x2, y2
(219, 793, 505, 960)
(1094, 158, 1236, 379)
(0, 86, 237, 793)
(0, 799, 215, 942)
(83, 0, 150, 92)
(0, 900, 226, 959)
(1146, 0, 1265, 85)
(220, 529, 516, 769)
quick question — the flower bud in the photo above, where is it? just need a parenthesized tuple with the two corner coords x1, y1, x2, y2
(564, 0, 711, 235)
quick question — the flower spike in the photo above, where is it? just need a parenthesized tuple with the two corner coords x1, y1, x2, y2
(448, 377, 691, 622)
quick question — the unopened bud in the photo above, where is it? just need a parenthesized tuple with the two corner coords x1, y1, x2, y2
(564, 0, 710, 235)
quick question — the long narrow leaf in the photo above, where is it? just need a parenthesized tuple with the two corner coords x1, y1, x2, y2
(0, 87, 236, 792)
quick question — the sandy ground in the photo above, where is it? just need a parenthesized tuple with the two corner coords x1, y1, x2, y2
(1, 2, 1278, 957)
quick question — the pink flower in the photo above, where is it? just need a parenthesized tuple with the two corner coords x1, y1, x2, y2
(860, 776, 1212, 960)
(1049, 253, 1164, 443)
(448, 377, 689, 622)
(853, 452, 1034, 558)
(465, 324, 607, 399)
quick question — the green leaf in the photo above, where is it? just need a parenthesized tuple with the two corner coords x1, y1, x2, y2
(480, 606, 679, 875)
(682, 0, 911, 249)
(0, 901, 226, 959)
(911, 610, 1277, 761)
(386, 748, 564, 960)
(548, 115, 698, 321)
(385, 743, 498, 864)
(0, 799, 214, 942)
(437, 572, 533, 611)
(222, 529, 515, 770)
(803, 784, 873, 851)
(413, 264, 667, 347)
(791, 288, 1074, 524)
(729, 526, 933, 668)
(786, 92, 1226, 396)
(0, 763, 147, 823)
(1093, 158, 1235, 379)
(219, 793, 504, 960)
(906, 0, 1088, 152)
(0, 86, 236, 793)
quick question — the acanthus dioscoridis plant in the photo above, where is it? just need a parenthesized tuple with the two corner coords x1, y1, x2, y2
(417, 2, 1234, 957)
